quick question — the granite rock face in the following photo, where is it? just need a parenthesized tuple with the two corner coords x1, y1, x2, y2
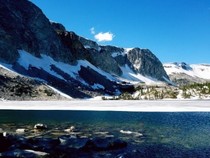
(78, 36, 169, 81)
(0, 0, 74, 64)
(126, 48, 169, 81)
(78, 37, 169, 80)
(53, 27, 123, 76)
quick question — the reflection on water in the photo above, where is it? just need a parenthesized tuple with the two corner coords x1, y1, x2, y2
(1, 110, 210, 150)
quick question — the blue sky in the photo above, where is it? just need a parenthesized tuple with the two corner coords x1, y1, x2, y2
(31, 0, 210, 64)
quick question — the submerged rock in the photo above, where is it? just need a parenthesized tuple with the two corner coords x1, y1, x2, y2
(27, 137, 60, 153)
(0, 130, 128, 157)
(84, 137, 127, 151)
(59, 135, 89, 149)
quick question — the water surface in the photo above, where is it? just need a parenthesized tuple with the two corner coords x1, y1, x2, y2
(1, 110, 210, 150)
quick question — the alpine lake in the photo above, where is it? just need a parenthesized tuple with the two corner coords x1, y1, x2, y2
(1, 107, 210, 157)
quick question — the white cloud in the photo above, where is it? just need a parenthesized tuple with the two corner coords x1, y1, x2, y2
(90, 27, 115, 42)
(90, 27, 95, 34)
(94, 32, 114, 42)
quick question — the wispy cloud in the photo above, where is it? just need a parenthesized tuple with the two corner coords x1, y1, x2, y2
(90, 27, 95, 34)
(90, 27, 115, 42)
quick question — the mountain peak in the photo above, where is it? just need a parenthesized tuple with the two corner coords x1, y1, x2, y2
(0, 0, 172, 99)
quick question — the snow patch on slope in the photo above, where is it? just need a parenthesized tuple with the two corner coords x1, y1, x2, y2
(0, 60, 73, 99)
(164, 62, 210, 80)
(18, 50, 64, 80)
(190, 64, 210, 79)
(1, 50, 172, 96)
(17, 50, 117, 86)
(18, 50, 162, 86)
(119, 64, 163, 85)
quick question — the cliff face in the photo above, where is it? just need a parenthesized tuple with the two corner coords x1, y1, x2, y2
(0, 0, 74, 64)
(78, 37, 169, 81)
(51, 22, 169, 81)
(126, 48, 168, 81)
(0, 0, 170, 99)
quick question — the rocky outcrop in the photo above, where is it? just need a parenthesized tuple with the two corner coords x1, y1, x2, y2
(0, 0, 74, 64)
(126, 48, 169, 81)
(88, 48, 123, 76)
(79, 36, 100, 51)
(54, 28, 123, 76)
(50, 22, 66, 33)
(78, 37, 169, 80)
(56, 31, 91, 61)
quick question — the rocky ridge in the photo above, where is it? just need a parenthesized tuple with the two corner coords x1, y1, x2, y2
(0, 0, 176, 100)
(53, 22, 169, 81)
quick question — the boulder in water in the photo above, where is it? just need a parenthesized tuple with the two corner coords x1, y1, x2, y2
(34, 123, 48, 130)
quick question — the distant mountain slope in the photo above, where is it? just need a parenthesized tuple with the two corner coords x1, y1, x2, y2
(164, 62, 210, 86)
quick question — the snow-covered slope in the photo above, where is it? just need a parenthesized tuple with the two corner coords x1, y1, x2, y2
(119, 64, 163, 85)
(17, 50, 117, 86)
(164, 62, 210, 80)
(1, 50, 169, 99)
(16, 50, 164, 86)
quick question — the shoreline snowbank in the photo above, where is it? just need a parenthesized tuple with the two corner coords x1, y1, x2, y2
(0, 100, 210, 112)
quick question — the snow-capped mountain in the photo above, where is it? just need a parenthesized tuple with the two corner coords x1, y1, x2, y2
(164, 62, 210, 85)
(0, 0, 171, 99)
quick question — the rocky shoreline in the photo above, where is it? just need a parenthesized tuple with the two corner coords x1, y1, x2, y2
(1, 124, 210, 158)
(1, 114, 210, 158)
(0, 124, 128, 158)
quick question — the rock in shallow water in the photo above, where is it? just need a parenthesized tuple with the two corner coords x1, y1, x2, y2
(64, 126, 75, 133)
(34, 123, 47, 130)
(0, 131, 128, 157)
